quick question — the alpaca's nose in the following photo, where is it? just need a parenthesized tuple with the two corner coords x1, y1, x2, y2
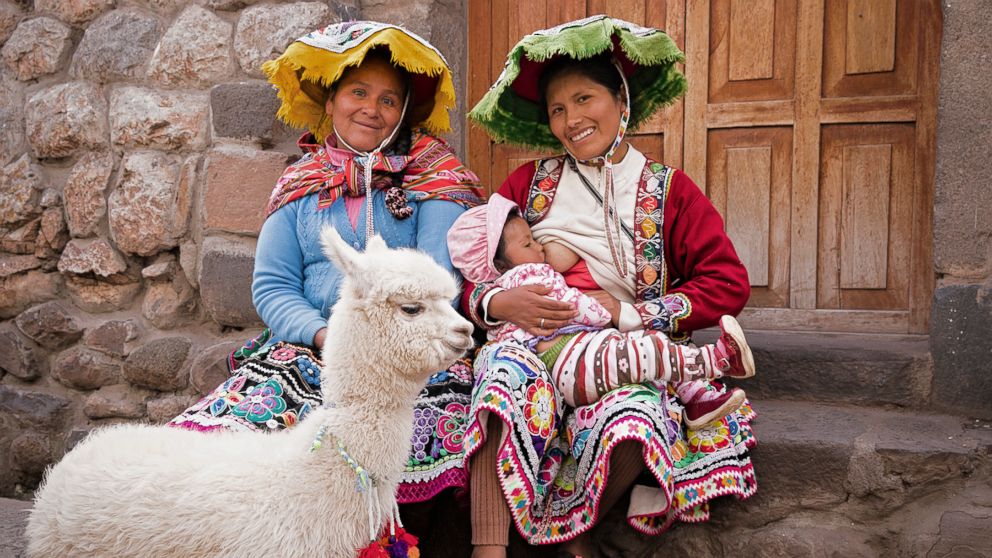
(452, 320, 473, 341)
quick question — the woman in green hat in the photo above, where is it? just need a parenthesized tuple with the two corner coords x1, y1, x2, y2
(170, 20, 485, 551)
(462, 16, 757, 557)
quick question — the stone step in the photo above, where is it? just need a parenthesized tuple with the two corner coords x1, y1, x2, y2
(598, 399, 992, 557)
(694, 329, 933, 409)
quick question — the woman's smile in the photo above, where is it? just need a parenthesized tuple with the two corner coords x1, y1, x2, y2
(545, 71, 626, 161)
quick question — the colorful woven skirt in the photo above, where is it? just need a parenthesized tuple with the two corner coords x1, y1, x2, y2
(171, 340, 474, 503)
(462, 341, 757, 545)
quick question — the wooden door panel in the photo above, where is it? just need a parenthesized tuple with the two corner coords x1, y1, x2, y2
(822, 0, 920, 97)
(471, 0, 939, 333)
(709, 0, 797, 103)
(817, 123, 915, 311)
(707, 127, 792, 308)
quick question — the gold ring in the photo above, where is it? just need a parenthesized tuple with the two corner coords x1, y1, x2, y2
(540, 318, 545, 328)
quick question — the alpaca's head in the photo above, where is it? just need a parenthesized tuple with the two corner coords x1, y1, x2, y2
(320, 227, 474, 382)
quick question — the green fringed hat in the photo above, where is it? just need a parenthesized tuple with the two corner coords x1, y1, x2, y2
(468, 15, 687, 151)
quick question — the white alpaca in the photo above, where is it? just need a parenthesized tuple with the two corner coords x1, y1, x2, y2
(26, 228, 474, 558)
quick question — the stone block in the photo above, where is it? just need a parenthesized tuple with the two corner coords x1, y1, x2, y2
(363, 0, 432, 40)
(0, 254, 40, 278)
(146, 394, 195, 424)
(65, 272, 141, 313)
(14, 301, 82, 349)
(935, 1, 992, 275)
(70, 8, 160, 83)
(0, 327, 42, 381)
(57, 237, 128, 277)
(110, 87, 209, 151)
(0, 270, 62, 319)
(25, 81, 108, 159)
(123, 336, 191, 391)
(0, 17, 72, 81)
(0, 2, 23, 45)
(210, 81, 280, 141)
(234, 2, 332, 77)
(83, 319, 140, 357)
(148, 5, 234, 87)
(199, 235, 261, 327)
(108, 151, 191, 256)
(927, 510, 992, 557)
(52, 346, 121, 390)
(189, 340, 240, 393)
(0, 154, 42, 226)
(35, 0, 115, 25)
(0, 71, 26, 165)
(930, 284, 992, 418)
(10, 432, 52, 475)
(84, 384, 148, 419)
(142, 272, 197, 329)
(0, 385, 69, 428)
(0, 217, 39, 254)
(202, 146, 291, 235)
(63, 151, 114, 238)
(37, 206, 68, 256)
(707, 330, 933, 408)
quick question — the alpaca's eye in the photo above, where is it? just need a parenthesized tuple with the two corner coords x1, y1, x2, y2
(401, 304, 423, 316)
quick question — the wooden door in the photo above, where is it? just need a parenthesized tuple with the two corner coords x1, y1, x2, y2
(467, 0, 941, 334)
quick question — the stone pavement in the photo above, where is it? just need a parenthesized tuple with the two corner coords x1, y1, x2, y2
(0, 498, 29, 558)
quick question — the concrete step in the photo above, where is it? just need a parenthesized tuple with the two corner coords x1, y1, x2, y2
(597, 399, 992, 557)
(694, 329, 934, 409)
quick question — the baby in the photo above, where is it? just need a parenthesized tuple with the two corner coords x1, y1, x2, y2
(448, 194, 755, 428)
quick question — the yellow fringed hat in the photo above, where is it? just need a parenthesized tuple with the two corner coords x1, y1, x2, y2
(262, 21, 456, 143)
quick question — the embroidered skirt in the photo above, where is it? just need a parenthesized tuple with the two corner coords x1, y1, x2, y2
(462, 341, 757, 545)
(170, 340, 474, 503)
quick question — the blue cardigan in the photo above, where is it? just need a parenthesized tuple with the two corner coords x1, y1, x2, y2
(252, 189, 466, 347)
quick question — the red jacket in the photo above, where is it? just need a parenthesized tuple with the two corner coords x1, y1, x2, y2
(463, 156, 749, 338)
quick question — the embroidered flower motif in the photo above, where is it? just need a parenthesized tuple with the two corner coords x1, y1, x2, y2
(687, 420, 731, 454)
(231, 380, 288, 423)
(269, 346, 298, 362)
(411, 407, 440, 463)
(524, 379, 555, 439)
(448, 361, 473, 382)
(209, 375, 247, 416)
(574, 406, 598, 430)
(297, 357, 321, 387)
(618, 357, 629, 374)
(436, 402, 467, 454)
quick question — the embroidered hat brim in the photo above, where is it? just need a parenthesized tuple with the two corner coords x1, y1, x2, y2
(468, 15, 687, 151)
(263, 21, 457, 143)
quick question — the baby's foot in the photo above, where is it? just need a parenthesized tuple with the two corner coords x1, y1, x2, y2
(715, 315, 755, 378)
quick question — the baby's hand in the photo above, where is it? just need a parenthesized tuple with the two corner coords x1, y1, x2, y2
(543, 241, 580, 273)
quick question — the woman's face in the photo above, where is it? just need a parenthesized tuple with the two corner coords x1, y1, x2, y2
(545, 70, 626, 161)
(325, 56, 406, 152)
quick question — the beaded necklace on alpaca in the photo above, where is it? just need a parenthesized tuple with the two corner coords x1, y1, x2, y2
(310, 421, 402, 542)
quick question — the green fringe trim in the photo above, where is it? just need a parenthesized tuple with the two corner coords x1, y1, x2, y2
(468, 17, 687, 151)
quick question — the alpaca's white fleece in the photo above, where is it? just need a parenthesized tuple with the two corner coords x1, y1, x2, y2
(26, 231, 474, 558)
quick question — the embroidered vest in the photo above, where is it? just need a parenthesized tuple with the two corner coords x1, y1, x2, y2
(524, 156, 686, 333)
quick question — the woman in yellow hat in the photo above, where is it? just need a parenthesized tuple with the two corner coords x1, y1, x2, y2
(171, 20, 485, 553)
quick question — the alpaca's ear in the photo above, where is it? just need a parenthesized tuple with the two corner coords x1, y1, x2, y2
(320, 226, 364, 278)
(366, 234, 388, 254)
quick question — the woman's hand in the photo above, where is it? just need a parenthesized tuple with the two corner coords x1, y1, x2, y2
(313, 328, 327, 350)
(587, 290, 621, 327)
(489, 285, 577, 336)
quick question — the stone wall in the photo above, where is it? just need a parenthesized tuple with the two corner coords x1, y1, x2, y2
(930, 0, 992, 418)
(0, 0, 466, 497)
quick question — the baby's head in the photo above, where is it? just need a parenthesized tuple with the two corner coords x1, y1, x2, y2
(493, 213, 545, 272)
(447, 194, 544, 283)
